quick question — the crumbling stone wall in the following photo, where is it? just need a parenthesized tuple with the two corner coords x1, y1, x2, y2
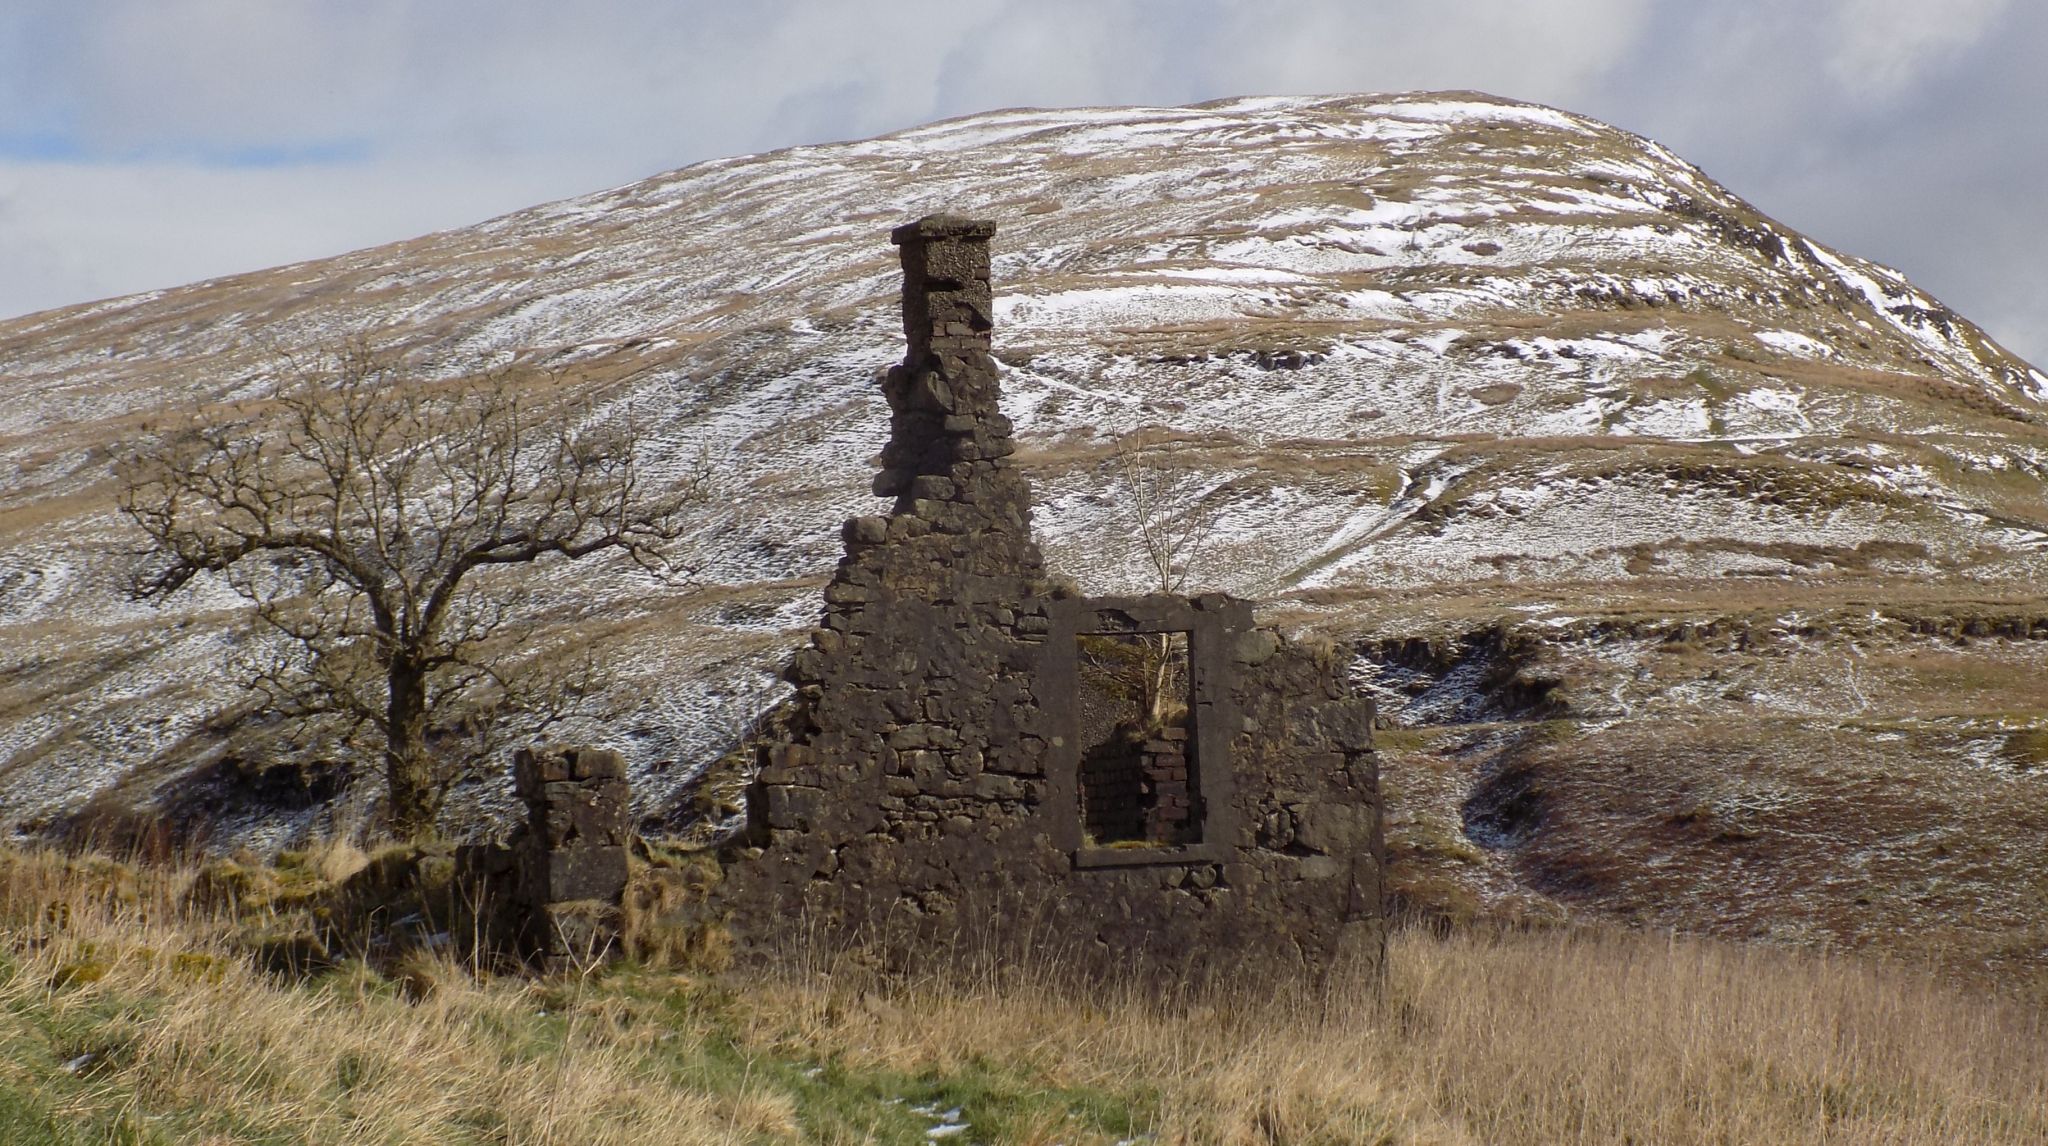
(513, 745, 631, 966)
(715, 216, 1384, 984)
(460, 745, 632, 968)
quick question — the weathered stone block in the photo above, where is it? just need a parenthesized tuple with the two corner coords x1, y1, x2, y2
(908, 475, 957, 500)
(1296, 803, 1373, 856)
(823, 583, 871, 605)
(514, 745, 627, 794)
(971, 773, 1025, 801)
(844, 515, 889, 545)
(573, 748, 624, 781)
(1232, 629, 1279, 666)
(529, 844, 628, 903)
(1297, 855, 1344, 880)
(888, 725, 931, 749)
(537, 788, 627, 849)
(909, 373, 955, 412)
(919, 243, 992, 284)
(761, 784, 823, 831)
(1287, 698, 1378, 752)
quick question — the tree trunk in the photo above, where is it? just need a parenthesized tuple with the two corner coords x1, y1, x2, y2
(1146, 633, 1167, 726)
(385, 658, 437, 837)
(1143, 632, 1183, 727)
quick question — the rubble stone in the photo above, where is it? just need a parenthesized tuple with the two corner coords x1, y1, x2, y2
(714, 216, 1385, 986)
(514, 744, 631, 968)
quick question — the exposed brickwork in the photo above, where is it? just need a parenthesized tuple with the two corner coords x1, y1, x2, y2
(714, 216, 1385, 984)
(1085, 726, 1198, 844)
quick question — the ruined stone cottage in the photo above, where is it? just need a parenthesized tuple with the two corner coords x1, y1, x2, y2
(715, 215, 1385, 983)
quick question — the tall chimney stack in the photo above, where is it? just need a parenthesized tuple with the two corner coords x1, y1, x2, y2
(875, 215, 1015, 503)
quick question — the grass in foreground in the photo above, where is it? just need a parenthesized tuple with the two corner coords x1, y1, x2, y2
(0, 847, 2044, 1144)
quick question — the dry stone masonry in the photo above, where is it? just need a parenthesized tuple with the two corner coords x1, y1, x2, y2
(512, 744, 631, 966)
(715, 215, 1385, 984)
(453, 745, 634, 970)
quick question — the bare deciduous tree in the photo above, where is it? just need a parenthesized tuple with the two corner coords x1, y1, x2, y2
(1109, 429, 1224, 724)
(1112, 429, 1222, 598)
(119, 346, 707, 836)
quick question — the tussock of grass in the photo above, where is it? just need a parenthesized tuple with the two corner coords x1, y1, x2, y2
(1, 846, 2044, 1143)
(755, 927, 2048, 1144)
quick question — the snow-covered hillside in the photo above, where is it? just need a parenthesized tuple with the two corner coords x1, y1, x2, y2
(3, 89, 2047, 933)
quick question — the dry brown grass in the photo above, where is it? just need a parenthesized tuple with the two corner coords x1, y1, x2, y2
(752, 924, 2048, 1145)
(0, 849, 776, 1145)
(3, 846, 2043, 1143)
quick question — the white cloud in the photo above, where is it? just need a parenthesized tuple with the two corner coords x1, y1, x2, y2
(1201, 0, 1650, 108)
(0, 0, 2041, 368)
(1826, 0, 2010, 100)
(0, 156, 551, 319)
(6, 0, 1655, 164)
(55, 1, 409, 152)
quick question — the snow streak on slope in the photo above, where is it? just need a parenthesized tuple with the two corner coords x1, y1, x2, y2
(1, 91, 2045, 833)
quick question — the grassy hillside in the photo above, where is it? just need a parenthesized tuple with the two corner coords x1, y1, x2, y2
(8, 90, 2048, 851)
(1, 847, 2043, 1144)
(1314, 592, 2048, 989)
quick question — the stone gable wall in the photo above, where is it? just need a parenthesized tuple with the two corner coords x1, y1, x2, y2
(714, 216, 1384, 984)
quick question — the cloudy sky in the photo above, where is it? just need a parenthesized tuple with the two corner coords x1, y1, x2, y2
(3, 1, 2042, 363)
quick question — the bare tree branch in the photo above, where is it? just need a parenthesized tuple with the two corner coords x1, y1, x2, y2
(1106, 428, 1228, 724)
(118, 345, 712, 835)
(1111, 429, 1223, 598)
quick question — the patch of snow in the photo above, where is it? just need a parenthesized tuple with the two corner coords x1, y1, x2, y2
(1371, 98, 1594, 135)
(1753, 329, 1835, 359)
(909, 1103, 970, 1140)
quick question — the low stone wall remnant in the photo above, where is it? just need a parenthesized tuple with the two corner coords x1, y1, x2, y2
(462, 744, 632, 969)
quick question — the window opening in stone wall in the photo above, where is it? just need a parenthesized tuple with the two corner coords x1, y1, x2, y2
(1075, 630, 1199, 846)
